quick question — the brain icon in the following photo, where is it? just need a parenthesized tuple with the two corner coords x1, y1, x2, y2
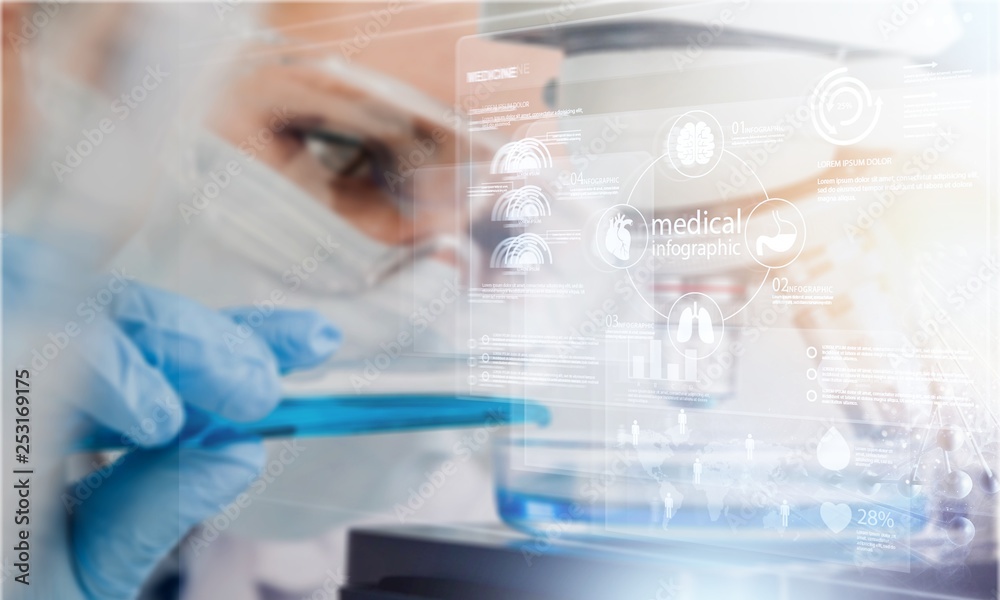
(675, 121, 715, 167)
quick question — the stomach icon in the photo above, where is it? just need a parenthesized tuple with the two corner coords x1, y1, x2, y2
(755, 211, 797, 256)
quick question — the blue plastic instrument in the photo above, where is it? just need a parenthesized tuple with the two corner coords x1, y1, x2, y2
(77, 394, 550, 452)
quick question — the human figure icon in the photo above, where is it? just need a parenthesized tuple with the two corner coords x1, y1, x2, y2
(780, 500, 790, 528)
(693, 458, 702, 485)
(632, 420, 640, 446)
(678, 409, 687, 435)
(616, 424, 628, 448)
(745, 434, 755, 460)
(664, 493, 674, 520)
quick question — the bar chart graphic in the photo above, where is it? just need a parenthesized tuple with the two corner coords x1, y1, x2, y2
(628, 339, 697, 382)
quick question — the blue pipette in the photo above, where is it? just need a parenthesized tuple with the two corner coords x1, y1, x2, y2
(76, 394, 551, 452)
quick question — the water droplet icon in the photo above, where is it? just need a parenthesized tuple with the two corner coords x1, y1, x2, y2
(817, 427, 851, 471)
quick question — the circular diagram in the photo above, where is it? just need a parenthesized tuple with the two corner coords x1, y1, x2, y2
(810, 67, 883, 146)
(614, 111, 808, 341)
(743, 198, 806, 269)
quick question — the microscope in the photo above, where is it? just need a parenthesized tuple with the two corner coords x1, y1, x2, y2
(341, 2, 998, 598)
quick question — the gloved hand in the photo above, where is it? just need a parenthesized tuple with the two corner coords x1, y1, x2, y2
(3, 235, 340, 600)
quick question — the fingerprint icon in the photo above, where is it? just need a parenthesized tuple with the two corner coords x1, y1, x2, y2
(490, 138, 553, 174)
(490, 234, 552, 269)
(491, 186, 551, 222)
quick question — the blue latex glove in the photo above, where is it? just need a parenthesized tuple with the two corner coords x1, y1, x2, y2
(3, 236, 340, 600)
(71, 285, 339, 600)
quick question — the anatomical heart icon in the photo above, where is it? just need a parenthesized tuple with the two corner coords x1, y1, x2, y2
(606, 213, 632, 261)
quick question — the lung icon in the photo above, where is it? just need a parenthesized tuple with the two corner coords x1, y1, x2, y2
(677, 302, 714, 344)
(605, 213, 632, 261)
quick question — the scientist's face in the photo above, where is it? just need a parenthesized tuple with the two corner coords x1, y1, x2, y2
(257, 3, 480, 255)
(207, 2, 557, 276)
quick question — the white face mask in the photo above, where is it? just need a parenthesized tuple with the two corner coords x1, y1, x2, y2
(123, 130, 464, 374)
(110, 129, 480, 554)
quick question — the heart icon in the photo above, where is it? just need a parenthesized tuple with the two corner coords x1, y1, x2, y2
(605, 213, 632, 261)
(820, 502, 852, 533)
